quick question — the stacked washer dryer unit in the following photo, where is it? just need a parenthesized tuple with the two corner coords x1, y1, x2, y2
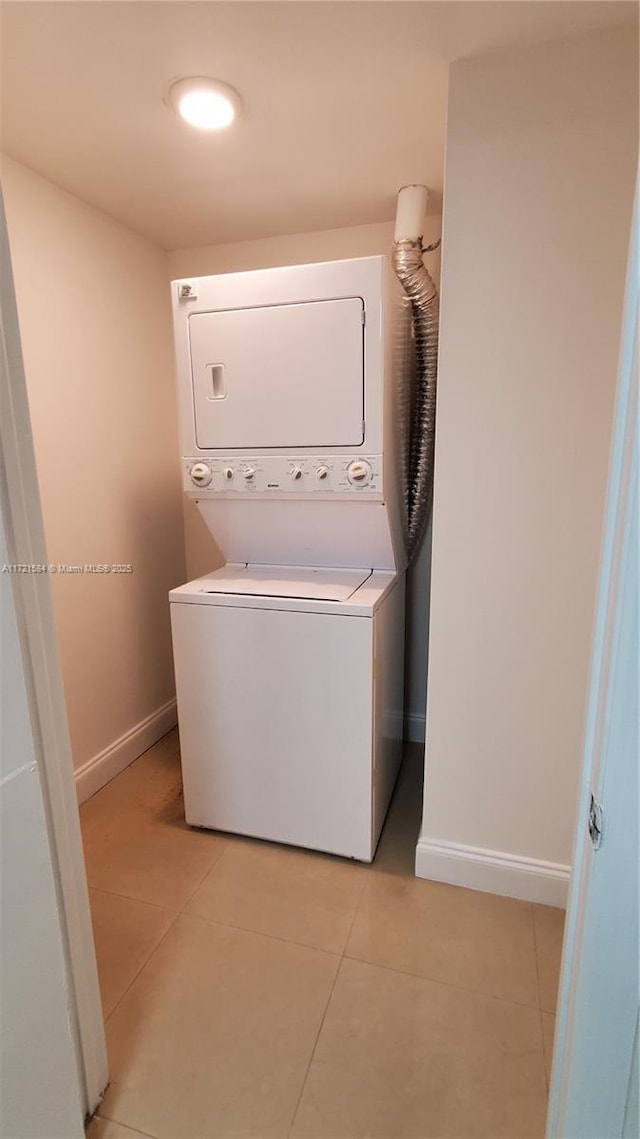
(169, 253, 412, 861)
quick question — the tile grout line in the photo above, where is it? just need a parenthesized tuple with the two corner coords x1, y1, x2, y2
(102, 907, 183, 1027)
(93, 1113, 159, 1139)
(349, 860, 374, 927)
(86, 831, 229, 914)
(172, 907, 344, 961)
(97, 835, 229, 1027)
(95, 908, 186, 1130)
(285, 958, 343, 1139)
(341, 943, 544, 1013)
(176, 836, 231, 915)
(284, 952, 350, 1139)
(85, 746, 230, 1127)
(87, 884, 175, 913)
(282, 856, 382, 1134)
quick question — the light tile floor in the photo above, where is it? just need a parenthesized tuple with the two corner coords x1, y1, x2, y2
(83, 731, 564, 1139)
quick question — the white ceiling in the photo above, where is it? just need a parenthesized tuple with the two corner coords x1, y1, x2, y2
(1, 1, 636, 250)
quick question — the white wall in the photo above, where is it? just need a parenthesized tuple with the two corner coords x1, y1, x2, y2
(2, 158, 186, 798)
(167, 219, 441, 738)
(417, 26, 638, 903)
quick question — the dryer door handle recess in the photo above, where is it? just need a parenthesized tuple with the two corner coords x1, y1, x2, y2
(207, 364, 226, 401)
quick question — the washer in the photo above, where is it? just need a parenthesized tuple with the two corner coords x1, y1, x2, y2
(170, 564, 405, 861)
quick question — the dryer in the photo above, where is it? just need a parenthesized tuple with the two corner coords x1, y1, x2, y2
(169, 255, 411, 860)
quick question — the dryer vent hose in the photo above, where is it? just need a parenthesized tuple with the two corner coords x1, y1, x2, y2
(392, 222, 440, 563)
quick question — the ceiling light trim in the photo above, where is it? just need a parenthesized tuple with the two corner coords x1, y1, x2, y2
(165, 76, 244, 132)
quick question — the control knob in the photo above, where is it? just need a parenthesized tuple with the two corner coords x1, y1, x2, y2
(243, 466, 256, 482)
(223, 467, 234, 481)
(316, 465, 329, 481)
(347, 459, 372, 486)
(189, 462, 212, 488)
(291, 466, 303, 481)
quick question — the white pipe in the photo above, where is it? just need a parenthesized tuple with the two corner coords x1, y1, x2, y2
(394, 184, 429, 242)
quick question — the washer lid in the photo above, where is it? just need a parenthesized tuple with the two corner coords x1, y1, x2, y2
(203, 564, 372, 602)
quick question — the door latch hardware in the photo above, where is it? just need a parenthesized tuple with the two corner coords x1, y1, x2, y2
(588, 793, 603, 850)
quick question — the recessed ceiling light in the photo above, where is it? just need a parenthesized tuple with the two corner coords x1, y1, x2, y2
(166, 77, 242, 131)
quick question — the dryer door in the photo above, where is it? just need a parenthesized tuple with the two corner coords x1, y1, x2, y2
(188, 297, 364, 449)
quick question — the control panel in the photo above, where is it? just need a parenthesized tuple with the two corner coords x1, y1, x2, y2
(183, 455, 383, 497)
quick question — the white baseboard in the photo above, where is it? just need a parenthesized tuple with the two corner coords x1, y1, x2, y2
(404, 712, 426, 744)
(415, 836, 570, 907)
(74, 698, 177, 804)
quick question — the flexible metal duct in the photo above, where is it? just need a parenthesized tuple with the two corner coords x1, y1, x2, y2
(392, 187, 440, 562)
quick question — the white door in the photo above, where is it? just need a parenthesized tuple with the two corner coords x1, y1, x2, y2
(547, 190, 638, 1138)
(0, 190, 107, 1125)
(188, 297, 365, 449)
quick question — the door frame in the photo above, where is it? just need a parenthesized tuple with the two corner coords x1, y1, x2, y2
(547, 181, 638, 1134)
(0, 192, 108, 1115)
